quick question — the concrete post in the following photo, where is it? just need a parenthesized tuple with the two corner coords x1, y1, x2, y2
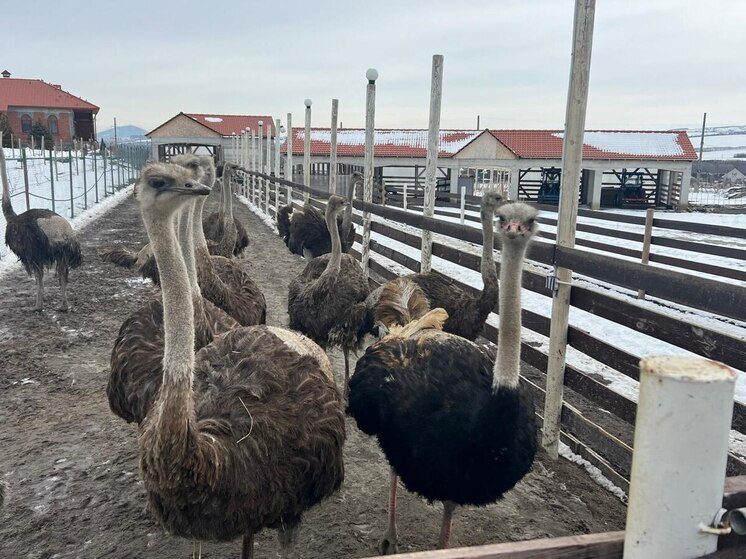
(450, 165, 460, 194)
(330, 99, 339, 195)
(588, 169, 604, 210)
(274, 118, 281, 216)
(623, 356, 735, 559)
(286, 112, 293, 206)
(361, 69, 378, 278)
(303, 99, 312, 202)
(677, 167, 692, 209)
(508, 169, 520, 201)
(257, 121, 264, 209)
(265, 122, 272, 214)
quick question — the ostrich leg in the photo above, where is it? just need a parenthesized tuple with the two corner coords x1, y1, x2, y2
(34, 268, 44, 311)
(242, 533, 255, 559)
(191, 541, 201, 559)
(343, 347, 351, 400)
(59, 265, 69, 312)
(377, 468, 398, 555)
(438, 501, 457, 549)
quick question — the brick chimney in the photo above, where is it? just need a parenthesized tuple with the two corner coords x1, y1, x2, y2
(1, 70, 11, 78)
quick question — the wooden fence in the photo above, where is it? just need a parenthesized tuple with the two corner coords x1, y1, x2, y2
(238, 169, 746, 490)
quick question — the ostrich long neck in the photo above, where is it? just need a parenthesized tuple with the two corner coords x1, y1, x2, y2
(492, 238, 528, 391)
(0, 150, 16, 220)
(321, 205, 342, 279)
(218, 173, 237, 256)
(178, 200, 205, 317)
(476, 207, 498, 318)
(341, 179, 357, 232)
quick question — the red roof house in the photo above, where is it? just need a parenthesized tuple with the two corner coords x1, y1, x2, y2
(0, 70, 99, 143)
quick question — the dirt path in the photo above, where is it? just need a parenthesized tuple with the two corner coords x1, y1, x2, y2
(0, 193, 625, 558)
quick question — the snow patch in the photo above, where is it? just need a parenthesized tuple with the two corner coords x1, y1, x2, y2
(558, 442, 628, 502)
(203, 117, 223, 123)
(296, 129, 480, 156)
(552, 131, 685, 157)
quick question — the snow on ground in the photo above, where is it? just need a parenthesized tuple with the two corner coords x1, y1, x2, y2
(1, 147, 135, 260)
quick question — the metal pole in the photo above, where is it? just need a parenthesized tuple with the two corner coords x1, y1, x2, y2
(49, 148, 56, 213)
(303, 99, 312, 202)
(93, 150, 99, 203)
(286, 112, 293, 206)
(21, 147, 30, 211)
(82, 149, 88, 209)
(265, 122, 271, 214)
(361, 69, 378, 277)
(257, 122, 264, 208)
(250, 131, 257, 203)
(103, 149, 108, 197)
(699, 112, 707, 161)
(623, 356, 735, 559)
(330, 99, 339, 195)
(420, 54, 444, 273)
(637, 207, 654, 299)
(542, 0, 596, 460)
(68, 149, 74, 218)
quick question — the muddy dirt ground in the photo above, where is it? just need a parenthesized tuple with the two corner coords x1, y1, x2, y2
(0, 192, 626, 558)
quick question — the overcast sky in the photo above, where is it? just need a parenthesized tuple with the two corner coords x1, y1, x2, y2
(5, 0, 745, 132)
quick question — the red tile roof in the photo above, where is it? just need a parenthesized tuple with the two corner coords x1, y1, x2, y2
(0, 77, 99, 112)
(281, 128, 480, 158)
(185, 113, 276, 137)
(489, 129, 697, 161)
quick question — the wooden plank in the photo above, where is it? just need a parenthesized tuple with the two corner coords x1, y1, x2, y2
(361, 531, 625, 559)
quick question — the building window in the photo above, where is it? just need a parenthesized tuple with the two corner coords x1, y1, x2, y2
(21, 114, 32, 134)
(48, 115, 58, 135)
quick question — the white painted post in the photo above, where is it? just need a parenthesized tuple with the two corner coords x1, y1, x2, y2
(274, 117, 281, 216)
(360, 69, 378, 278)
(329, 99, 339, 195)
(249, 131, 255, 202)
(286, 112, 293, 206)
(403, 182, 408, 211)
(420, 54, 444, 273)
(303, 99, 312, 203)
(265, 121, 272, 214)
(542, 0, 596, 460)
(508, 169, 520, 201)
(623, 356, 735, 559)
(588, 168, 604, 210)
(460, 188, 466, 224)
(257, 121, 264, 209)
(677, 166, 692, 209)
(637, 207, 654, 299)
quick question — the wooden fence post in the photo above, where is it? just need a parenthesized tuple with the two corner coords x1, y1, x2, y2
(361, 69, 378, 278)
(403, 182, 408, 211)
(257, 121, 264, 209)
(82, 150, 88, 210)
(21, 147, 30, 211)
(460, 188, 466, 224)
(541, 0, 596, 460)
(103, 148, 108, 197)
(623, 356, 735, 559)
(274, 117, 281, 216)
(93, 150, 99, 203)
(420, 54, 444, 273)
(49, 148, 56, 212)
(303, 99, 312, 203)
(637, 207, 655, 299)
(286, 112, 293, 206)
(265, 121, 272, 214)
(330, 99, 339, 195)
(250, 130, 256, 203)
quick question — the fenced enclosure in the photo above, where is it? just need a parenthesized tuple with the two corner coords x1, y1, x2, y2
(0, 142, 150, 260)
(236, 168, 746, 493)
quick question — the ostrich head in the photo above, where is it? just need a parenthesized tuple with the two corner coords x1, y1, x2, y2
(197, 156, 216, 186)
(170, 154, 205, 182)
(495, 202, 538, 241)
(136, 163, 211, 214)
(326, 194, 348, 217)
(480, 191, 502, 219)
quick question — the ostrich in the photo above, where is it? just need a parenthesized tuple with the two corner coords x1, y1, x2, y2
(348, 201, 539, 553)
(2, 148, 82, 311)
(277, 172, 358, 259)
(107, 163, 238, 424)
(133, 161, 345, 559)
(288, 195, 371, 394)
(367, 192, 503, 341)
(203, 162, 250, 257)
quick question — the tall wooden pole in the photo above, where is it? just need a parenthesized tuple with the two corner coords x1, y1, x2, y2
(360, 68, 378, 278)
(699, 112, 707, 161)
(286, 112, 294, 205)
(257, 121, 264, 209)
(329, 99, 339, 195)
(274, 117, 281, 216)
(303, 99, 312, 202)
(541, 0, 596, 460)
(420, 54, 445, 273)
(265, 123, 272, 214)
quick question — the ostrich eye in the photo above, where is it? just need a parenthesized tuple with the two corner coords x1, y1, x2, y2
(527, 217, 535, 224)
(149, 177, 168, 189)
(189, 162, 199, 168)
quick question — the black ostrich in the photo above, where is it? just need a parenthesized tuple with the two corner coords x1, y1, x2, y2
(277, 172, 358, 259)
(2, 148, 82, 311)
(288, 194, 371, 394)
(130, 163, 344, 558)
(367, 192, 502, 341)
(348, 202, 539, 553)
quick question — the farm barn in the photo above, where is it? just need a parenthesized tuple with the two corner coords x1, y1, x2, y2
(0, 70, 99, 145)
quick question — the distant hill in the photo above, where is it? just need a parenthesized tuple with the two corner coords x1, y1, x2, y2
(98, 125, 147, 142)
(683, 124, 746, 137)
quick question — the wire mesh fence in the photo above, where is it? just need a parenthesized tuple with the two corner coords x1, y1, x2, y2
(1, 142, 150, 260)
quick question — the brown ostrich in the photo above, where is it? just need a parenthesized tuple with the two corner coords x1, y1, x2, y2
(367, 191, 504, 341)
(107, 163, 238, 424)
(277, 172, 358, 259)
(288, 195, 371, 395)
(2, 148, 82, 311)
(132, 161, 345, 558)
(348, 202, 539, 553)
(203, 162, 249, 257)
